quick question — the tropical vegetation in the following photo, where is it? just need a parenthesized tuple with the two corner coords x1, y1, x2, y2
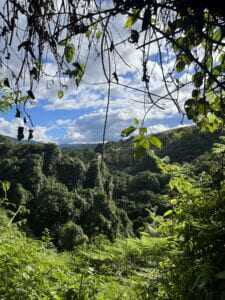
(0, 126, 225, 299)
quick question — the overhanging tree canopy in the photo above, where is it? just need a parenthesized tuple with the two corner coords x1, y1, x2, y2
(0, 0, 225, 138)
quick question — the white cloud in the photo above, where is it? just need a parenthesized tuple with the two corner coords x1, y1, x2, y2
(56, 103, 186, 144)
(147, 124, 170, 134)
(33, 126, 55, 143)
(0, 118, 54, 143)
(55, 119, 73, 126)
(0, 6, 196, 145)
(0, 118, 18, 138)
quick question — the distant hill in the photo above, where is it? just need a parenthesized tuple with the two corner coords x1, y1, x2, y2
(0, 134, 40, 145)
(0, 134, 97, 148)
(156, 125, 222, 162)
(0, 134, 18, 144)
(91, 125, 223, 174)
(0, 125, 223, 173)
(60, 143, 97, 149)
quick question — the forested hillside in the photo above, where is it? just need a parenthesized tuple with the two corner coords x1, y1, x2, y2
(94, 126, 222, 172)
(0, 126, 221, 245)
(1, 126, 225, 299)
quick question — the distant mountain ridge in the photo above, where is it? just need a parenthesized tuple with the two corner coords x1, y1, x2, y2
(0, 125, 223, 167)
(0, 134, 98, 149)
(0, 134, 40, 145)
(89, 125, 223, 174)
(60, 143, 97, 149)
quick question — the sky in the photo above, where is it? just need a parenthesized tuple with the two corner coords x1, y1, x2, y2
(0, 1, 193, 144)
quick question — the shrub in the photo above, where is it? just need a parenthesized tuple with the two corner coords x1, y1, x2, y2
(59, 221, 88, 250)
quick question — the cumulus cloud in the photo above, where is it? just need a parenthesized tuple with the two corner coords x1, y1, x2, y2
(147, 124, 171, 134)
(55, 119, 73, 126)
(56, 104, 185, 144)
(0, 5, 194, 144)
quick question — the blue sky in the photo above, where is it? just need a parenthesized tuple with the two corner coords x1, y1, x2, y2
(0, 4, 193, 144)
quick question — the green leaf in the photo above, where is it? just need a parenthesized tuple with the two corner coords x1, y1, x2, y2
(96, 31, 102, 40)
(58, 36, 72, 46)
(139, 127, 147, 135)
(134, 118, 139, 125)
(170, 199, 177, 204)
(200, 113, 222, 133)
(192, 89, 201, 99)
(64, 63, 85, 86)
(124, 16, 135, 29)
(133, 135, 142, 142)
(75, 63, 85, 87)
(213, 28, 222, 42)
(64, 69, 79, 78)
(64, 43, 76, 63)
(139, 139, 149, 150)
(179, 54, 192, 65)
(133, 135, 143, 148)
(139, 231, 149, 236)
(124, 9, 140, 29)
(176, 60, 186, 72)
(148, 136, 162, 149)
(1, 181, 10, 192)
(206, 56, 213, 69)
(57, 90, 64, 99)
(212, 65, 221, 76)
(121, 126, 136, 137)
(219, 53, 225, 64)
(205, 77, 214, 89)
(92, 24, 97, 30)
(185, 99, 198, 121)
(163, 210, 173, 217)
(85, 29, 92, 39)
(192, 72, 203, 88)
(176, 37, 185, 46)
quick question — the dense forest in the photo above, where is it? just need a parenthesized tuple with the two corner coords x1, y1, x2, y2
(1, 126, 225, 299)
(0, 126, 221, 246)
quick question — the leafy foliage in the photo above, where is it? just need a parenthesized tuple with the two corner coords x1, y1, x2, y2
(0, 209, 163, 300)
(59, 221, 88, 250)
(1, 128, 225, 298)
(0, 126, 222, 246)
(150, 144, 225, 299)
